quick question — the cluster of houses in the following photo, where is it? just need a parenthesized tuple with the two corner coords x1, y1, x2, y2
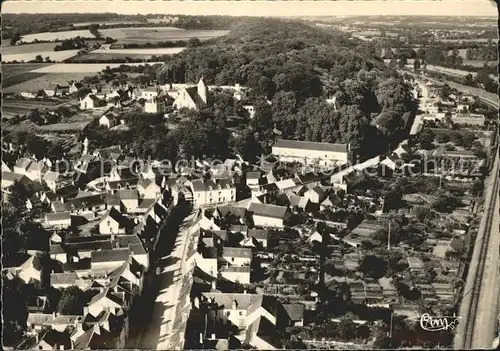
(3, 69, 487, 349)
(2, 142, 179, 350)
(421, 87, 486, 127)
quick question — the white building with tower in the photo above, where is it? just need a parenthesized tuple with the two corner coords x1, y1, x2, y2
(173, 77, 208, 110)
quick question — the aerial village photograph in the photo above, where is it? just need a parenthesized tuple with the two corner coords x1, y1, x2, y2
(1, 0, 499, 350)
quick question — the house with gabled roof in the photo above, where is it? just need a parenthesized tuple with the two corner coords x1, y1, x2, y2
(144, 96, 166, 114)
(221, 247, 253, 267)
(72, 323, 118, 349)
(173, 77, 208, 110)
(1, 171, 31, 189)
(112, 234, 149, 270)
(247, 229, 269, 248)
(25, 159, 49, 182)
(16, 254, 43, 285)
(91, 248, 131, 271)
(137, 178, 162, 199)
(14, 157, 34, 175)
(304, 186, 327, 204)
(45, 212, 72, 229)
(69, 81, 83, 94)
(320, 193, 342, 211)
(87, 287, 128, 317)
(189, 178, 236, 207)
(43, 170, 65, 192)
(99, 208, 129, 235)
(99, 111, 121, 129)
(195, 292, 291, 349)
(219, 265, 251, 284)
(2, 160, 12, 173)
(248, 202, 290, 229)
(80, 94, 101, 110)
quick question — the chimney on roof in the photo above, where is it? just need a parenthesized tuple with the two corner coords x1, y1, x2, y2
(211, 280, 216, 290)
(243, 289, 247, 294)
(52, 311, 57, 318)
(211, 333, 216, 340)
(232, 299, 238, 310)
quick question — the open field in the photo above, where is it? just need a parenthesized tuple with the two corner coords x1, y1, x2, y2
(2, 99, 63, 118)
(3, 50, 80, 63)
(99, 27, 229, 44)
(3, 63, 55, 88)
(463, 60, 497, 68)
(19, 30, 95, 43)
(3, 72, 92, 93)
(66, 53, 158, 62)
(93, 47, 185, 55)
(29, 62, 164, 73)
(73, 21, 144, 27)
(66, 47, 184, 62)
(3, 63, 55, 79)
(36, 121, 91, 132)
(2, 42, 60, 55)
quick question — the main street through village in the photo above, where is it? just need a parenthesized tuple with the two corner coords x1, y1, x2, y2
(129, 208, 200, 350)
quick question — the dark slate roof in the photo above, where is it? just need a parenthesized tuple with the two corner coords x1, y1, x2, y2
(222, 246, 252, 259)
(2, 171, 28, 183)
(91, 248, 130, 263)
(248, 202, 288, 219)
(45, 212, 71, 222)
(50, 272, 78, 285)
(248, 229, 269, 240)
(283, 303, 305, 322)
(246, 171, 262, 180)
(191, 178, 234, 192)
(274, 139, 348, 153)
(99, 208, 128, 228)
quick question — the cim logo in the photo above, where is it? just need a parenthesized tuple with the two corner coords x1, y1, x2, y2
(420, 313, 461, 332)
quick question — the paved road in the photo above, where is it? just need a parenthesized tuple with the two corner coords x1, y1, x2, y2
(129, 209, 200, 350)
(410, 79, 429, 136)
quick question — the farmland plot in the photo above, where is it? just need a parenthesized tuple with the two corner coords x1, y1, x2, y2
(99, 27, 229, 44)
(92, 47, 185, 55)
(3, 50, 80, 63)
(19, 30, 96, 43)
(2, 42, 60, 55)
(3, 63, 53, 88)
(29, 62, 164, 73)
(2, 72, 92, 93)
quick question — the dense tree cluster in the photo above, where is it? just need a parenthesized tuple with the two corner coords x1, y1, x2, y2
(156, 18, 414, 157)
(123, 40, 189, 49)
(3, 130, 66, 160)
(465, 44, 497, 61)
(57, 286, 93, 315)
(54, 36, 86, 51)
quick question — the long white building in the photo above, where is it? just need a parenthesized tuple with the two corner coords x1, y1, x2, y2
(272, 139, 352, 167)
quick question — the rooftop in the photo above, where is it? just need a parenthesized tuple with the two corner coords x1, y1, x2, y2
(273, 139, 349, 153)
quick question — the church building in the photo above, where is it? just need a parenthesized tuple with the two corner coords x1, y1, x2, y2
(173, 77, 208, 110)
